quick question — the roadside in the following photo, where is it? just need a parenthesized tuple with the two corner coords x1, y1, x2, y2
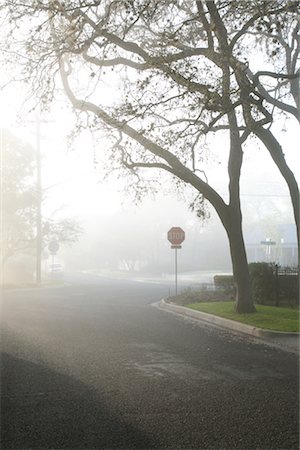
(0, 279, 65, 291)
(156, 299, 299, 354)
(186, 301, 299, 332)
(81, 269, 227, 288)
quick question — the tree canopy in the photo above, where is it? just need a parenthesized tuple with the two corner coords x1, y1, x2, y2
(1, 0, 299, 310)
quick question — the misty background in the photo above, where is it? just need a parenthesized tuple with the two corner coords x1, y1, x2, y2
(1, 93, 297, 287)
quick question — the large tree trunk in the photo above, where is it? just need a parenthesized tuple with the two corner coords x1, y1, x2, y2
(225, 97, 255, 313)
(226, 207, 255, 313)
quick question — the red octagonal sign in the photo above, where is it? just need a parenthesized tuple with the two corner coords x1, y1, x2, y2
(167, 227, 185, 246)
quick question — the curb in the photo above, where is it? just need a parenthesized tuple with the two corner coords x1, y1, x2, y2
(158, 300, 299, 352)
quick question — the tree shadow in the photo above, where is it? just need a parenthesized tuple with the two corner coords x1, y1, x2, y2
(1, 352, 159, 449)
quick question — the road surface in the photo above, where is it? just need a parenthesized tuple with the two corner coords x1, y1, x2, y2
(1, 273, 299, 449)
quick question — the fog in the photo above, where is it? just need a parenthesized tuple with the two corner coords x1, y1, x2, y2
(1, 76, 298, 288)
(38, 112, 299, 283)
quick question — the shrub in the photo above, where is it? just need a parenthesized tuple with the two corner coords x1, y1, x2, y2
(248, 262, 275, 304)
(214, 275, 234, 295)
(278, 274, 299, 306)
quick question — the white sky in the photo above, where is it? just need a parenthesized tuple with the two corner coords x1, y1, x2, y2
(0, 82, 124, 219)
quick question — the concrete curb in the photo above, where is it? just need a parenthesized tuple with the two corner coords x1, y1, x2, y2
(158, 300, 299, 353)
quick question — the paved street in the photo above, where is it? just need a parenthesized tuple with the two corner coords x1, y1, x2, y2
(1, 273, 299, 449)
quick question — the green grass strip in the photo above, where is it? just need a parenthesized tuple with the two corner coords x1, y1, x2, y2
(186, 301, 299, 332)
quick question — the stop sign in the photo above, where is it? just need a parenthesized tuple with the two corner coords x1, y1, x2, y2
(48, 240, 59, 255)
(167, 227, 185, 246)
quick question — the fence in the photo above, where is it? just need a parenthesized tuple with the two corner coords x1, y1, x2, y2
(273, 265, 299, 307)
(213, 265, 299, 307)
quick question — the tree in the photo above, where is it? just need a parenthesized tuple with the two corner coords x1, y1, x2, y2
(1, 130, 82, 268)
(2, 1, 299, 311)
(1, 131, 38, 264)
(220, 1, 299, 244)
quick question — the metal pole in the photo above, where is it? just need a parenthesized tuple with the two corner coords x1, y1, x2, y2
(0, 126, 3, 287)
(175, 247, 178, 296)
(275, 264, 279, 307)
(51, 253, 54, 279)
(26, 109, 55, 285)
(36, 112, 42, 285)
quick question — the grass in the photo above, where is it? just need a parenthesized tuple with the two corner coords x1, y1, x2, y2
(186, 301, 300, 332)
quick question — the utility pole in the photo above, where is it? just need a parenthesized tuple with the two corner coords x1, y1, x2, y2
(28, 108, 52, 285)
(35, 112, 42, 285)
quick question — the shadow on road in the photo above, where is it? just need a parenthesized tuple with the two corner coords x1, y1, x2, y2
(1, 352, 159, 449)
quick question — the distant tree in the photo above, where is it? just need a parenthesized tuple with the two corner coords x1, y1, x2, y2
(1, 131, 37, 264)
(2, 1, 299, 311)
(1, 130, 82, 265)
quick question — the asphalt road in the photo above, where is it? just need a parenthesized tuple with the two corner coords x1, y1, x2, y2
(1, 273, 299, 449)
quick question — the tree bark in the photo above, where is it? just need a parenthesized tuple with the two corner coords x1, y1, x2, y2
(226, 207, 255, 313)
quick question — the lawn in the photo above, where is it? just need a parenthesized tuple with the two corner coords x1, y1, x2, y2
(186, 301, 300, 332)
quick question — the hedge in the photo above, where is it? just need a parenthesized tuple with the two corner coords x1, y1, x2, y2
(214, 263, 299, 306)
(248, 262, 274, 305)
(214, 275, 234, 294)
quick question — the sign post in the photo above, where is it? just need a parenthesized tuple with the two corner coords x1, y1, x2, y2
(261, 239, 276, 262)
(175, 246, 178, 296)
(167, 227, 185, 296)
(48, 241, 60, 278)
